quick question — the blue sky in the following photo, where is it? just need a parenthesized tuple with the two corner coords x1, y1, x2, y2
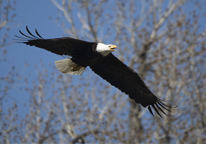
(1, 0, 205, 116)
(1, 0, 205, 112)
(2, 0, 123, 119)
(9, 0, 63, 62)
(1, 0, 206, 142)
(1, 0, 68, 115)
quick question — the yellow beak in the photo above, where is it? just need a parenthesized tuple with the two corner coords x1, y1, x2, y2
(109, 45, 117, 51)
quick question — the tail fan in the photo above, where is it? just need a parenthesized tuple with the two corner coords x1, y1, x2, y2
(55, 59, 86, 75)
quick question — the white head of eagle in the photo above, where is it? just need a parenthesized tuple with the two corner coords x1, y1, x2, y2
(96, 43, 117, 56)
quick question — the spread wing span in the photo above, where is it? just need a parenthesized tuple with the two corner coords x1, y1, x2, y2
(15, 26, 171, 117)
(90, 54, 170, 117)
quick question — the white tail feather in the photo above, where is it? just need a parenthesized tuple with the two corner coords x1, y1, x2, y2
(55, 59, 86, 75)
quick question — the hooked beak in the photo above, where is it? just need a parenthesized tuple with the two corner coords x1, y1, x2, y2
(109, 45, 117, 51)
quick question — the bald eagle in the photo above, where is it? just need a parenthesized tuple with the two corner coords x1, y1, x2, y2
(15, 26, 170, 117)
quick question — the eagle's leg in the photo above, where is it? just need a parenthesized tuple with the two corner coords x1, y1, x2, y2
(70, 64, 82, 71)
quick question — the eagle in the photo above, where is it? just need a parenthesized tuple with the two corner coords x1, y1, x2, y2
(15, 26, 170, 117)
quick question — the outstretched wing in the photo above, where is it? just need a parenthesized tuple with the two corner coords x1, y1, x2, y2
(15, 26, 95, 56)
(90, 53, 170, 117)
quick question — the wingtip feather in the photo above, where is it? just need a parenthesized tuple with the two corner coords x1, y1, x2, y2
(148, 106, 154, 116)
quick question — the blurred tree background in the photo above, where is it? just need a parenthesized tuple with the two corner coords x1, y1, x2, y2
(1, 0, 206, 143)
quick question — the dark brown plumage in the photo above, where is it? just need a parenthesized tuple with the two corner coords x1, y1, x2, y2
(15, 26, 171, 117)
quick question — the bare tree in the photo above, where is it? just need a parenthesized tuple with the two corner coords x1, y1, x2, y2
(2, 0, 206, 143)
